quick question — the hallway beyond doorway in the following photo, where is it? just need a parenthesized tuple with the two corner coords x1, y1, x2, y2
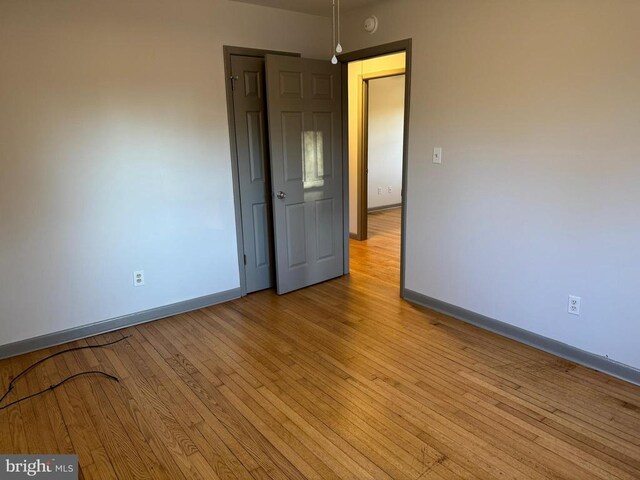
(350, 208, 401, 287)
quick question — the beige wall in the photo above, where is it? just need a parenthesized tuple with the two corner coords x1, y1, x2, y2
(348, 52, 406, 234)
(367, 75, 405, 210)
(0, 0, 329, 346)
(343, 0, 640, 369)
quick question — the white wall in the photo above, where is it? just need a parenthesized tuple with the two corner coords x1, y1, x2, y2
(0, 0, 329, 346)
(367, 75, 405, 210)
(343, 0, 640, 370)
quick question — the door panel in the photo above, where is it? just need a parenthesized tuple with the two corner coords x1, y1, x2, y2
(311, 112, 334, 179)
(282, 112, 304, 182)
(266, 55, 344, 294)
(231, 55, 275, 293)
(246, 111, 265, 182)
(311, 74, 333, 100)
(315, 198, 335, 260)
(285, 203, 308, 268)
(252, 203, 270, 268)
(279, 72, 303, 98)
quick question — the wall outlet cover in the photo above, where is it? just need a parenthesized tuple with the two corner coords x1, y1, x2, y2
(133, 270, 145, 287)
(568, 295, 581, 315)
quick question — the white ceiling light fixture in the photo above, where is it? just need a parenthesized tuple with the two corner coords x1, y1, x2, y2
(363, 15, 378, 34)
(331, 0, 342, 64)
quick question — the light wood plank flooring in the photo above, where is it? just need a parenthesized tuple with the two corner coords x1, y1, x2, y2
(2, 208, 640, 479)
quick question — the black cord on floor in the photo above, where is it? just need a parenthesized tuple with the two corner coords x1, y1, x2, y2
(0, 371, 119, 410)
(0, 335, 129, 409)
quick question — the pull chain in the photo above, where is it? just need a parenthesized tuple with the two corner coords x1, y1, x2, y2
(331, 0, 338, 64)
(336, 0, 343, 54)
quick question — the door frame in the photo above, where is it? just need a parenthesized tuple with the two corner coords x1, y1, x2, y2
(223, 46, 300, 296)
(360, 69, 406, 239)
(338, 39, 413, 295)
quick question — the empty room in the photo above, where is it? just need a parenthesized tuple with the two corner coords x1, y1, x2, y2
(1, 0, 639, 479)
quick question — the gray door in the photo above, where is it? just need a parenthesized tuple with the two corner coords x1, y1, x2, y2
(265, 55, 344, 294)
(231, 55, 275, 293)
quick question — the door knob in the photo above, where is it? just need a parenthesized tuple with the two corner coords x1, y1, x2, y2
(276, 191, 287, 200)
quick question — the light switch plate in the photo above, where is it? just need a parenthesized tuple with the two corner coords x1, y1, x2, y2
(433, 147, 442, 164)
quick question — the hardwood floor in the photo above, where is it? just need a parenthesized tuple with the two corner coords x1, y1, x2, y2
(2, 207, 640, 479)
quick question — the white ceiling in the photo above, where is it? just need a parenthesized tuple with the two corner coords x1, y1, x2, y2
(229, 0, 381, 17)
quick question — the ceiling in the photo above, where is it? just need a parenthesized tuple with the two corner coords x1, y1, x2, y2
(229, 0, 381, 17)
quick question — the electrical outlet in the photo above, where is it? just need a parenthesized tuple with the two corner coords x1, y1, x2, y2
(133, 270, 145, 287)
(568, 295, 581, 315)
(388, 186, 392, 193)
(377, 187, 382, 195)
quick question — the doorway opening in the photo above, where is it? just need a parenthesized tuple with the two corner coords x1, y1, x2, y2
(340, 42, 411, 293)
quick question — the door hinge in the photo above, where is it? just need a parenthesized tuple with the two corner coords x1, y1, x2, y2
(230, 75, 239, 91)
(243, 254, 247, 265)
